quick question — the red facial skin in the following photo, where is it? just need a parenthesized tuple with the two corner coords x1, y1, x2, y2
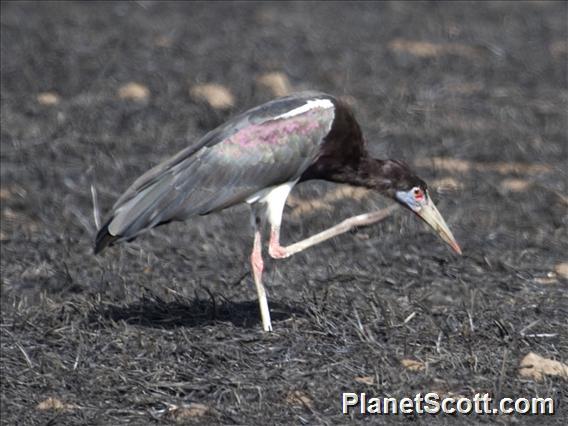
(413, 187, 425, 203)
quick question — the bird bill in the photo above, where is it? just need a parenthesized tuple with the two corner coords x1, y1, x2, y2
(417, 200, 462, 255)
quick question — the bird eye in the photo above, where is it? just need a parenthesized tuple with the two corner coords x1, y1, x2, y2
(413, 187, 424, 200)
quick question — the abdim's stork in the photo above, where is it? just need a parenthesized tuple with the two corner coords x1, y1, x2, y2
(95, 92, 461, 331)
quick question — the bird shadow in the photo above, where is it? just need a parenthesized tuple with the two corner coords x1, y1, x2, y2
(91, 294, 306, 329)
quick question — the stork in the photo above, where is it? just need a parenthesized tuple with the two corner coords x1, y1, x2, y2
(95, 92, 461, 332)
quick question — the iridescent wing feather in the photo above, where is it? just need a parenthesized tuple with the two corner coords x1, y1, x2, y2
(96, 92, 336, 250)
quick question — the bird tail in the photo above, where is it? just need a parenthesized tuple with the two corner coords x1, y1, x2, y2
(94, 218, 119, 254)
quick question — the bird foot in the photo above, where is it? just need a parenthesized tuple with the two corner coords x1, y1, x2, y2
(268, 244, 289, 259)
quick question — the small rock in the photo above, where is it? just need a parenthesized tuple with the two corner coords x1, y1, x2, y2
(256, 72, 292, 97)
(37, 92, 60, 106)
(118, 82, 150, 102)
(388, 39, 442, 58)
(500, 178, 530, 192)
(190, 83, 234, 110)
(354, 376, 374, 385)
(167, 403, 209, 421)
(286, 390, 313, 408)
(414, 157, 471, 173)
(519, 352, 568, 381)
(388, 38, 482, 59)
(401, 358, 425, 371)
(555, 262, 568, 279)
(0, 187, 11, 200)
(534, 277, 558, 285)
(36, 397, 77, 411)
(431, 177, 463, 192)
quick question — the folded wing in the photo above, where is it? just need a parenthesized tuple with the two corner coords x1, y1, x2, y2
(95, 92, 336, 252)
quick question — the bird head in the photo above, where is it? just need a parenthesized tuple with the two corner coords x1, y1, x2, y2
(379, 160, 462, 255)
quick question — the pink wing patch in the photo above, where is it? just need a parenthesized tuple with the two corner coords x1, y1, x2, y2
(225, 107, 335, 148)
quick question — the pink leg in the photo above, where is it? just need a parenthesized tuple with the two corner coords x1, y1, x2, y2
(268, 204, 398, 259)
(251, 230, 272, 332)
(268, 226, 288, 259)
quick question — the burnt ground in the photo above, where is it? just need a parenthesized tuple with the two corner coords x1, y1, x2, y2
(1, 1, 567, 425)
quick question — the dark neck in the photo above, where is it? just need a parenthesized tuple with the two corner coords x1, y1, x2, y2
(301, 150, 401, 195)
(299, 100, 412, 195)
(325, 156, 394, 193)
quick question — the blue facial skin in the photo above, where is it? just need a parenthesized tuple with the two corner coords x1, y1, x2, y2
(395, 188, 427, 212)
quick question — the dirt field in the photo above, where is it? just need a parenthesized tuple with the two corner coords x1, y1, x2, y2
(1, 1, 567, 424)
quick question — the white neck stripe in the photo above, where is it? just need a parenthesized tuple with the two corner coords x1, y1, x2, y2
(274, 98, 334, 120)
